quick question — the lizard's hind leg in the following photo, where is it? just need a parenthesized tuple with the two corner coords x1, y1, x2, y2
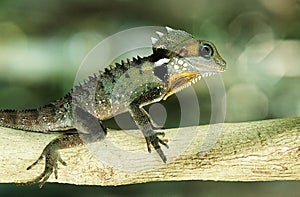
(19, 106, 107, 188)
(21, 133, 82, 188)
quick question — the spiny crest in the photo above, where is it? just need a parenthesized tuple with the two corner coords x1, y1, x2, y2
(88, 74, 98, 82)
(151, 26, 196, 53)
(105, 55, 143, 74)
(73, 55, 146, 93)
(132, 55, 143, 64)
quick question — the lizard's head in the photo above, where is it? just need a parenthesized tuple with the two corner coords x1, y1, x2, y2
(152, 27, 226, 100)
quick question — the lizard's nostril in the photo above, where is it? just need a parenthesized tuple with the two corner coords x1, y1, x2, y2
(221, 60, 226, 67)
(217, 58, 226, 67)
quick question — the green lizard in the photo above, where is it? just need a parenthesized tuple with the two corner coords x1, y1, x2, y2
(0, 27, 226, 187)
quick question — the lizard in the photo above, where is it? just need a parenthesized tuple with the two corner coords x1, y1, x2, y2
(0, 27, 226, 187)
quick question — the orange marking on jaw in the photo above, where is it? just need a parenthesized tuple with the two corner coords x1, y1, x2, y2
(163, 71, 200, 100)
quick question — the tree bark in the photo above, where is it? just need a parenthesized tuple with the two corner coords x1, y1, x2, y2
(0, 117, 299, 186)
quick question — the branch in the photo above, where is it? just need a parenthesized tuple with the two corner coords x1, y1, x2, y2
(0, 117, 299, 186)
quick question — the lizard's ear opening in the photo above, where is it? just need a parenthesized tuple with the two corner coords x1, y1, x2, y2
(178, 47, 189, 57)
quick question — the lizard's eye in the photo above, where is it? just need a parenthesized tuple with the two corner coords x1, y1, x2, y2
(199, 44, 213, 59)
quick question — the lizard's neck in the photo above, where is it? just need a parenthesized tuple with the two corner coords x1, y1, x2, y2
(149, 48, 175, 62)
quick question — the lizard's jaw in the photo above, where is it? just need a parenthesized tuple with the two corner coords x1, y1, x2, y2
(162, 70, 217, 100)
(184, 54, 226, 73)
(161, 56, 225, 100)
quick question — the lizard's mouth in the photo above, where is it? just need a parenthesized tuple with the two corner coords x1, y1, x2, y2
(162, 56, 226, 100)
(186, 56, 226, 74)
(162, 70, 218, 100)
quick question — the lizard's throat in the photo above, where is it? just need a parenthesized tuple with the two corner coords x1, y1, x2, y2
(162, 71, 201, 100)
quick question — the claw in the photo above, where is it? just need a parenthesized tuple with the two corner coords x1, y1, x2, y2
(145, 132, 168, 162)
(146, 139, 151, 153)
(54, 164, 58, 179)
(57, 154, 67, 166)
(26, 155, 44, 170)
(158, 138, 169, 149)
(156, 148, 167, 163)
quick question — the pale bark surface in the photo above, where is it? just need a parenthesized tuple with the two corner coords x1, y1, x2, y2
(0, 117, 299, 186)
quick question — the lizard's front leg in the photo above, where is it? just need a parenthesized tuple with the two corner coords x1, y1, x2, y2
(129, 103, 168, 162)
(141, 107, 165, 130)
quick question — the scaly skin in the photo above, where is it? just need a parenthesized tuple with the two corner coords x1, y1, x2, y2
(0, 27, 226, 187)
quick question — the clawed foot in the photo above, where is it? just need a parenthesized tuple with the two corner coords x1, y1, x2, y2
(18, 142, 66, 188)
(145, 132, 169, 163)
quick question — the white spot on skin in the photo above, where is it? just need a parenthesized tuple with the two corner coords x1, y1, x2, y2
(156, 31, 164, 37)
(174, 65, 179, 70)
(183, 63, 188, 67)
(151, 37, 158, 44)
(166, 26, 174, 32)
(64, 103, 70, 109)
(154, 58, 170, 67)
(178, 60, 183, 65)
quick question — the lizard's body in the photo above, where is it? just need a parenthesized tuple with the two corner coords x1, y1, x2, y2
(0, 27, 226, 187)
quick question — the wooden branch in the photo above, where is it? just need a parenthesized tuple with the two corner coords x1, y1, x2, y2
(0, 117, 299, 186)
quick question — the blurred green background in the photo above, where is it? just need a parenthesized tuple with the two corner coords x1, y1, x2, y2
(0, 0, 299, 196)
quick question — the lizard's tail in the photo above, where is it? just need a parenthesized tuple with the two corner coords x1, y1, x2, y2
(0, 103, 73, 132)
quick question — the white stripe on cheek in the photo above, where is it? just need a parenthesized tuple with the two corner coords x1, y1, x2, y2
(154, 58, 170, 67)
